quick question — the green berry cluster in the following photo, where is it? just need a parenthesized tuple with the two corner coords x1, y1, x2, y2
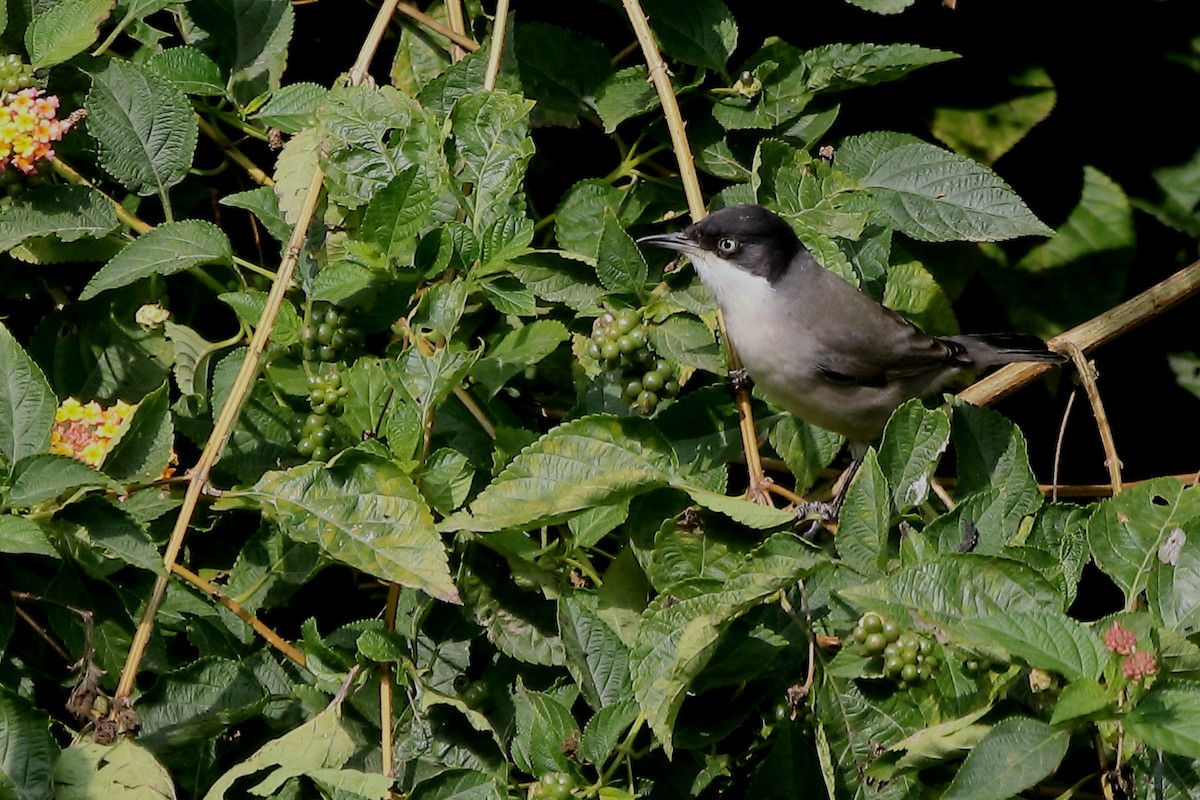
(532, 772, 576, 800)
(0, 54, 36, 94)
(851, 612, 940, 688)
(583, 308, 679, 414)
(300, 302, 363, 363)
(292, 368, 348, 461)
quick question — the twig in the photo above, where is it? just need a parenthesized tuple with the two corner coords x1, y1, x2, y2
(620, 0, 769, 504)
(170, 563, 307, 667)
(113, 0, 402, 703)
(330, 664, 363, 709)
(396, 3, 479, 52)
(14, 604, 71, 661)
(960, 257, 1200, 407)
(1061, 342, 1123, 494)
(454, 386, 496, 439)
(197, 116, 273, 187)
(443, 0, 469, 62)
(49, 157, 152, 234)
(930, 478, 957, 511)
(1051, 388, 1079, 503)
(380, 583, 402, 777)
(482, 0, 511, 92)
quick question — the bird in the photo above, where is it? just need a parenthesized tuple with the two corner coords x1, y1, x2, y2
(637, 203, 1066, 519)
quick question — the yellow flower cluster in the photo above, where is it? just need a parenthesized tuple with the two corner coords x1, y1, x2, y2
(51, 398, 135, 468)
(0, 88, 72, 174)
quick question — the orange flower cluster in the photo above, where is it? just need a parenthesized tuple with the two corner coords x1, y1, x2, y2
(1104, 621, 1157, 684)
(51, 398, 135, 468)
(0, 88, 71, 174)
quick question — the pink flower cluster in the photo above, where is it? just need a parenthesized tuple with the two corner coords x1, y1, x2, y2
(0, 88, 71, 174)
(51, 398, 135, 468)
(1104, 621, 1157, 683)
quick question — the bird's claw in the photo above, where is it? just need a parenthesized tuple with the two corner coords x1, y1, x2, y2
(793, 501, 838, 542)
(727, 367, 753, 393)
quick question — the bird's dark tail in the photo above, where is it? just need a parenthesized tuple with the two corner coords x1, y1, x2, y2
(944, 333, 1067, 368)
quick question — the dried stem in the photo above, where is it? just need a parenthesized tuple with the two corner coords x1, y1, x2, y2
(397, 3, 479, 52)
(170, 563, 307, 668)
(620, 0, 768, 503)
(483, 0, 511, 92)
(443, 0, 469, 62)
(114, 0, 402, 702)
(380, 583, 402, 777)
(1051, 388, 1079, 503)
(14, 604, 71, 661)
(197, 116, 273, 186)
(1061, 342, 1123, 493)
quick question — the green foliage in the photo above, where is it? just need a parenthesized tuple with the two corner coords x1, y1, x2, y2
(0, 3, 1196, 800)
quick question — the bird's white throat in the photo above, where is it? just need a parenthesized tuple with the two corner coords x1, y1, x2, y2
(687, 251, 776, 322)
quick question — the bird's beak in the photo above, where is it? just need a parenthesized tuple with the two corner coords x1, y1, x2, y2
(636, 231, 695, 253)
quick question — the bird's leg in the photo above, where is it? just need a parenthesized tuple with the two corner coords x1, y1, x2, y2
(795, 456, 864, 539)
(726, 367, 773, 505)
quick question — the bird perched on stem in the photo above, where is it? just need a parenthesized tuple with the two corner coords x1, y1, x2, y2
(638, 204, 1065, 520)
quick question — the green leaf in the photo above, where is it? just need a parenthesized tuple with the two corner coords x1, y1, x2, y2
(511, 684, 579, 775)
(409, 769, 502, 800)
(767, 415, 844, 495)
(673, 485, 795, 529)
(876, 399, 950, 513)
(417, 448, 473, 516)
(989, 167, 1135, 338)
(417, 48, 514, 124)
(201, 706, 354, 800)
(102, 382, 174, 483)
(555, 179, 646, 260)
(595, 66, 659, 133)
(754, 140, 871, 242)
(0, 515, 58, 557)
(932, 66, 1055, 166)
(147, 46, 225, 96)
(513, 22, 611, 123)
(940, 717, 1068, 800)
(1088, 478, 1200, 608)
(0, 322, 56, 469)
(1049, 678, 1113, 725)
(649, 314, 723, 375)
(25, 0, 114, 68)
(245, 452, 460, 604)
(1125, 684, 1200, 759)
(53, 495, 163, 575)
(449, 91, 536, 234)
(841, 553, 1061, 621)
(951, 400, 1042, 522)
(219, 291, 300, 345)
(253, 81, 326, 133)
(221, 187, 291, 246)
(837, 131, 1053, 242)
(86, 58, 198, 198)
(0, 687, 57, 800)
(837, 449, 889, 576)
(842, 0, 916, 13)
(631, 533, 826, 754)
(185, 0, 293, 103)
(802, 43, 957, 93)
(883, 257, 959, 335)
(8, 454, 119, 507)
(595, 209, 649, 296)
(51, 739, 173, 800)
(442, 415, 676, 533)
(559, 593, 634, 710)
(1150, 518, 1200, 632)
(272, 128, 322, 225)
(0, 186, 119, 252)
(580, 700, 639, 766)
(471, 320, 570, 398)
(81, 220, 232, 300)
(642, 0, 738, 73)
(317, 84, 443, 209)
(510, 253, 606, 312)
(137, 657, 266, 751)
(360, 166, 437, 265)
(959, 611, 1110, 681)
(713, 39, 812, 130)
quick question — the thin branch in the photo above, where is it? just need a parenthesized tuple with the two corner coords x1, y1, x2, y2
(380, 583, 402, 777)
(197, 116, 273, 187)
(14, 605, 71, 661)
(396, 3, 480, 52)
(482, 0, 511, 92)
(443, 0, 469, 62)
(960, 257, 1200, 407)
(1061, 341, 1123, 493)
(49, 157, 152, 234)
(1051, 388, 1079, 503)
(170, 563, 308, 668)
(114, 0, 402, 702)
(620, 0, 769, 503)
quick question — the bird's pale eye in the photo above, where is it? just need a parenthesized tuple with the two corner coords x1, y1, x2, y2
(717, 237, 738, 254)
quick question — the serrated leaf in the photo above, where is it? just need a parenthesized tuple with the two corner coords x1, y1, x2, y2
(932, 66, 1055, 166)
(1049, 678, 1112, 725)
(0, 322, 56, 468)
(8, 454, 119, 507)
(25, 0, 113, 68)
(201, 706, 354, 800)
(841, 553, 1061, 621)
(876, 399, 950, 513)
(361, 166, 436, 264)
(767, 415, 844, 495)
(595, 66, 659, 133)
(1125, 684, 1200, 759)
(137, 657, 266, 751)
(510, 253, 606, 312)
(417, 48, 510, 124)
(449, 91, 535, 234)
(0, 186, 118, 252)
(837, 449, 889, 576)
(272, 127, 322, 225)
(52, 739, 174, 800)
(883, 257, 959, 335)
(649, 314, 723, 374)
(102, 383, 173, 482)
(754, 140, 872, 242)
(408, 769, 501, 800)
(595, 209, 648, 296)
(253, 81, 326, 133)
(480, 214, 535, 270)
(672, 484, 795, 529)
(631, 533, 826, 754)
(147, 46, 225, 95)
(53, 495, 163, 575)
(642, 0, 737, 73)
(81, 220, 232, 300)
(555, 179, 645, 260)
(471, 320, 569, 398)
(0, 515, 58, 557)
(86, 58, 198, 198)
(220, 186, 291, 246)
(0, 687, 57, 800)
(940, 717, 1068, 800)
(959, 611, 1110, 681)
(511, 684, 579, 776)
(559, 593, 633, 709)
(837, 131, 1053, 242)
(513, 23, 611, 123)
(580, 700, 639, 765)
(842, 0, 916, 13)
(951, 400, 1042, 527)
(317, 84, 444, 209)
(442, 416, 676, 533)
(185, 0, 293, 103)
(1089, 478, 1200, 607)
(803, 43, 957, 94)
(245, 452, 460, 603)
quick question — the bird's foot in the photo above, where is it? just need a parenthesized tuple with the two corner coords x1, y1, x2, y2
(747, 475, 775, 507)
(793, 501, 839, 542)
(727, 367, 753, 393)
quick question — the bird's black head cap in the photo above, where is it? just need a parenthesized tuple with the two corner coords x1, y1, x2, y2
(684, 204, 802, 283)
